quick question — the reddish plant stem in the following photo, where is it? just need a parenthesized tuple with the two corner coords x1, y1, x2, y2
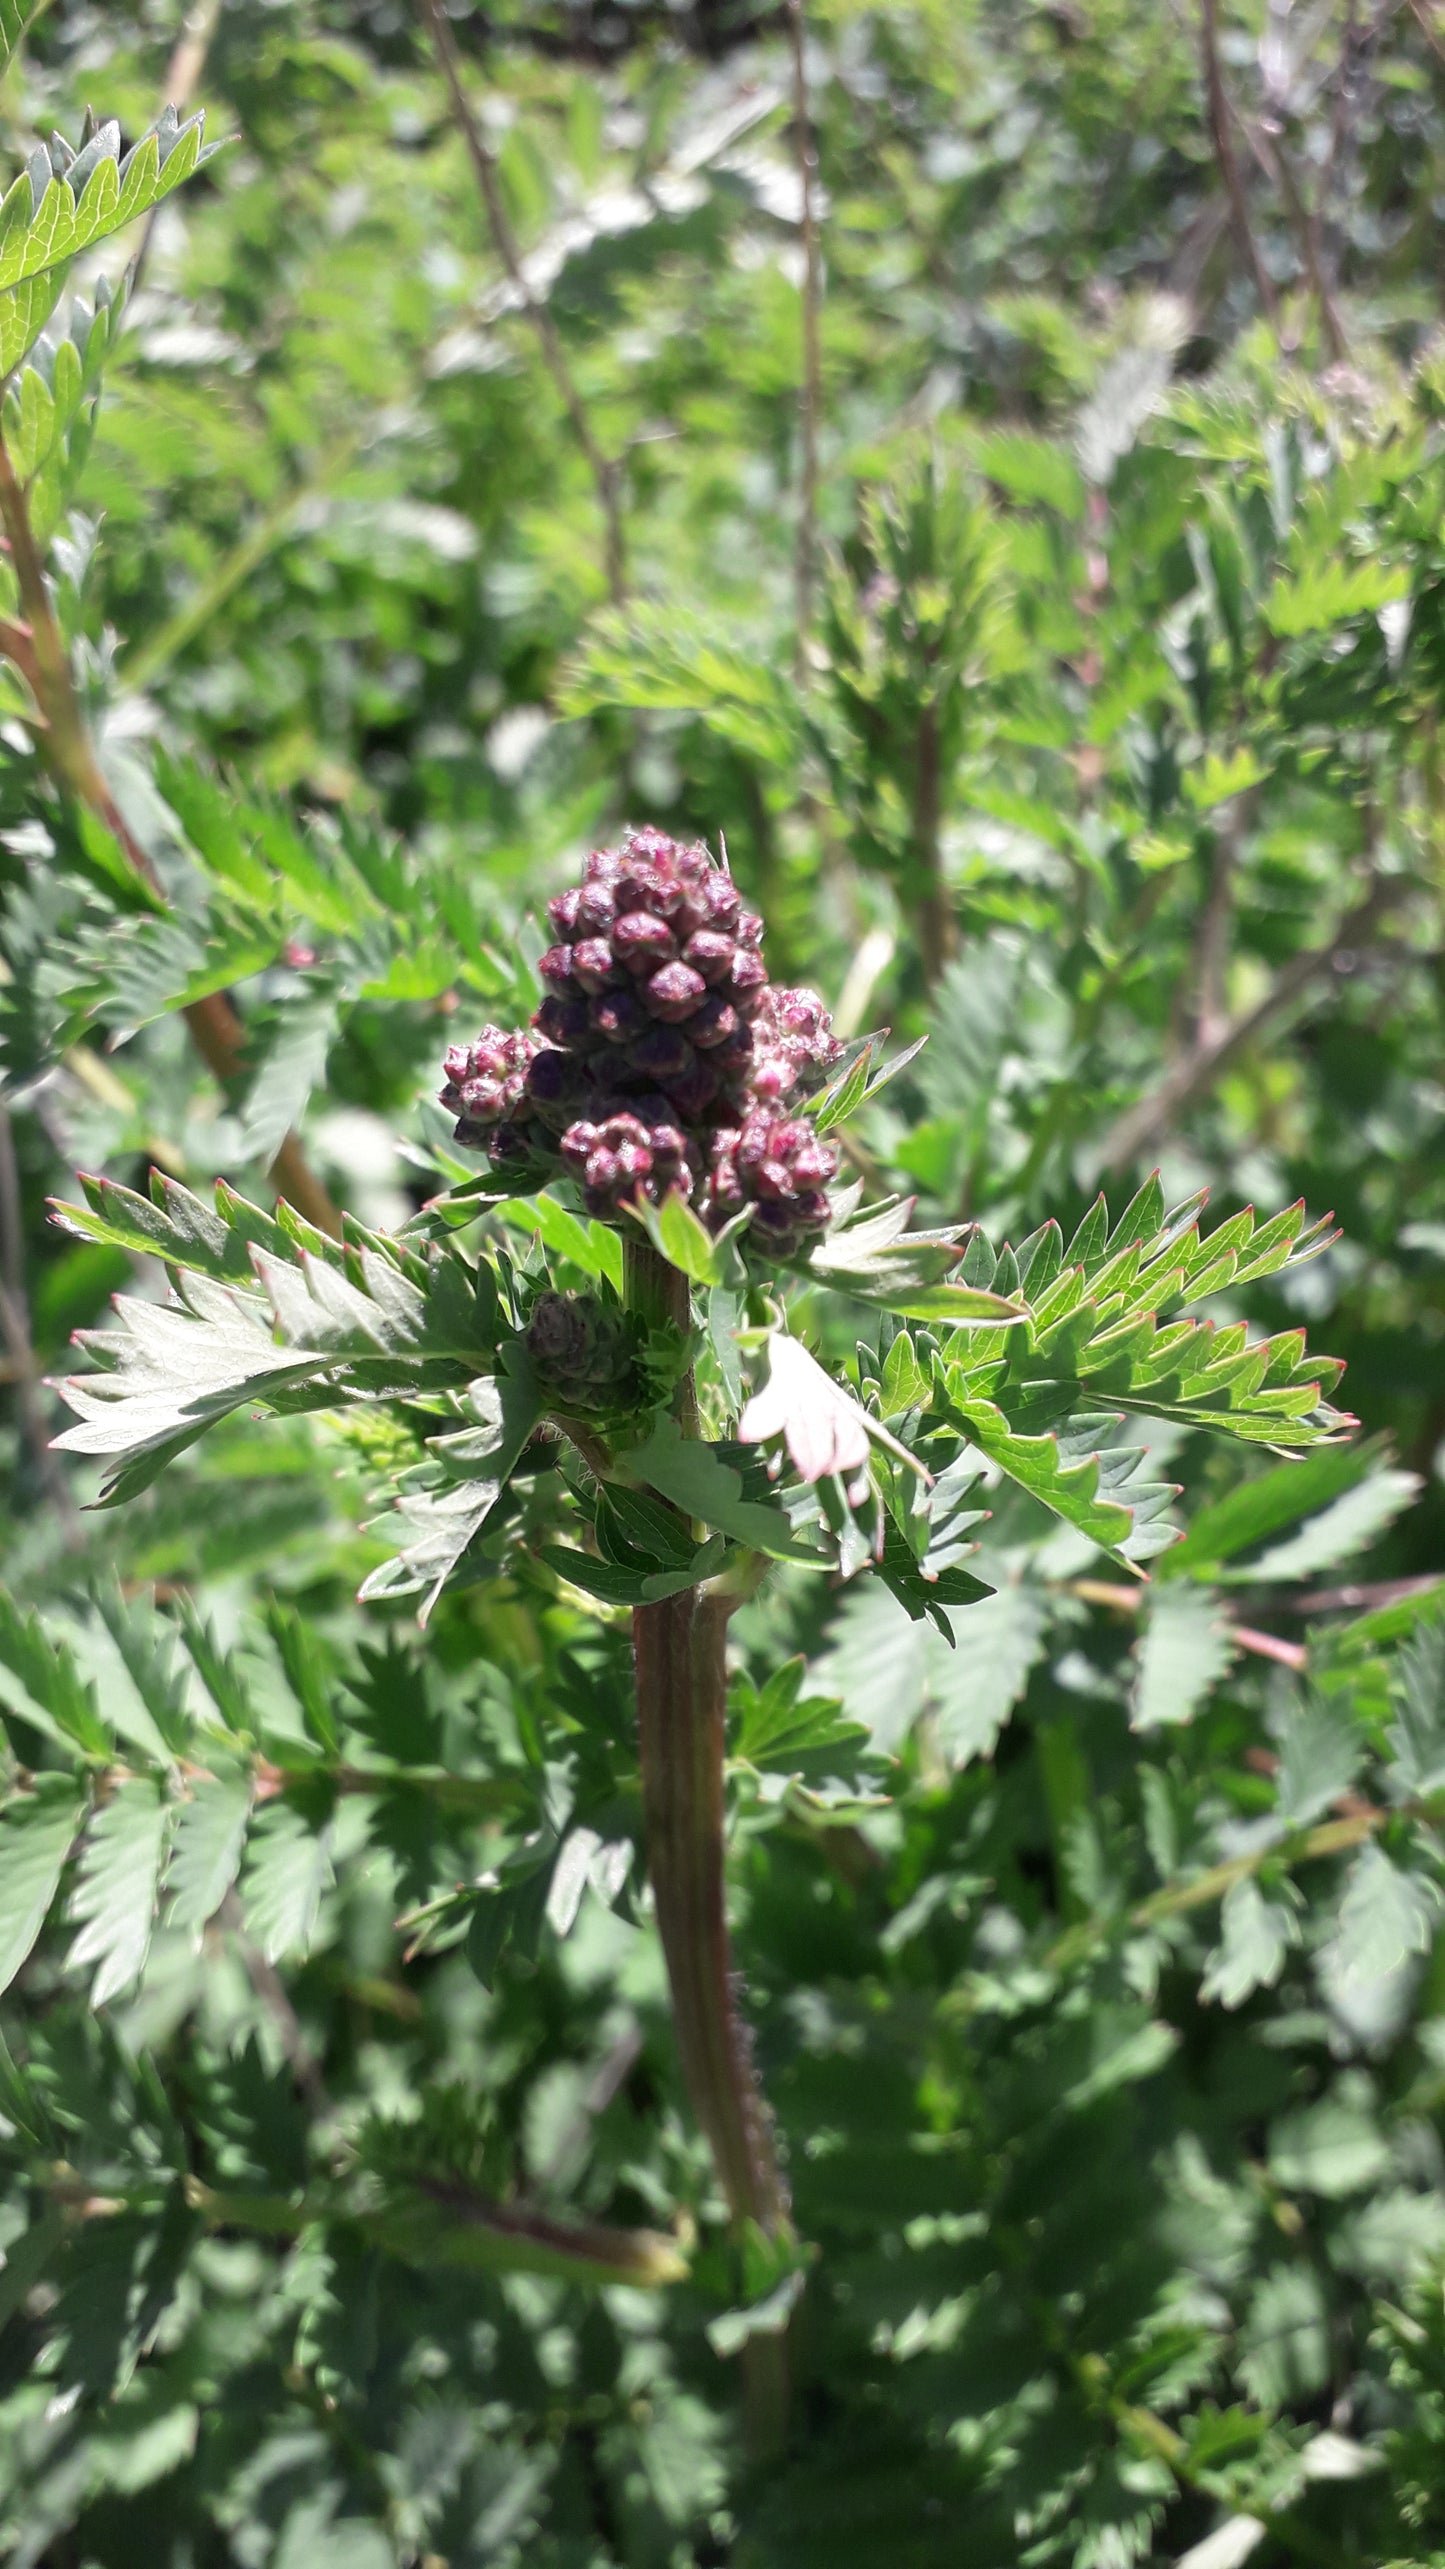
(624, 1241, 789, 2240)
(634, 1584, 789, 2232)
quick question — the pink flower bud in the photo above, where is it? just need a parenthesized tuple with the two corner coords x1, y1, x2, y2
(645, 962, 708, 1022)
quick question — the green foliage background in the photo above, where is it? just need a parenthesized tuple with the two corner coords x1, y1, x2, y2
(3, 2, 1445, 2562)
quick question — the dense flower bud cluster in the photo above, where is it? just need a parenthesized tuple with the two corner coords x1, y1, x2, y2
(525, 1290, 640, 1413)
(708, 1111, 839, 1254)
(441, 828, 844, 1250)
(439, 1028, 546, 1162)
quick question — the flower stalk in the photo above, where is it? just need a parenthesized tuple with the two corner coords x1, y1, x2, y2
(625, 1240, 789, 2236)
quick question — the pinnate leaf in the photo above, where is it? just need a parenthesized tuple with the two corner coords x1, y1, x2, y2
(1132, 1586, 1238, 1731)
(67, 1781, 172, 2004)
(0, 1778, 86, 1995)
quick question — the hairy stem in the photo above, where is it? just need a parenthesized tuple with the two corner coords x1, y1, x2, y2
(624, 1242, 787, 2234)
(625, 1240, 792, 2444)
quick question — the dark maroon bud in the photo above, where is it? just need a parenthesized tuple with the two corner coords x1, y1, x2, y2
(448, 828, 841, 1238)
(440, 1026, 543, 1135)
(683, 929, 737, 984)
(665, 1056, 722, 1118)
(689, 994, 740, 1051)
(728, 949, 768, 1011)
(527, 1289, 587, 1371)
(615, 1136, 653, 1184)
(614, 910, 677, 972)
(575, 881, 617, 935)
(698, 873, 741, 929)
(585, 1144, 624, 1193)
(711, 1021, 755, 1074)
(525, 1050, 584, 1130)
(590, 987, 645, 1044)
(629, 1024, 693, 1081)
(486, 1122, 537, 1166)
(646, 961, 708, 1022)
(612, 865, 657, 915)
(561, 1120, 599, 1172)
(536, 994, 591, 1047)
(623, 826, 676, 865)
(572, 937, 621, 993)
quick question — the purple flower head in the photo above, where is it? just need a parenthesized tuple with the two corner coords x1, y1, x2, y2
(439, 828, 842, 1251)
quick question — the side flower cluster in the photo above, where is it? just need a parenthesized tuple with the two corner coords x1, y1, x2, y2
(525, 1290, 641, 1417)
(441, 829, 844, 1253)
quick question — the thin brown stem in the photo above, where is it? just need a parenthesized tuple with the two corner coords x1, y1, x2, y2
(420, 0, 626, 601)
(0, 431, 341, 1237)
(1200, 0, 1281, 324)
(1250, 117, 1349, 359)
(788, 0, 823, 682)
(129, 0, 223, 297)
(1097, 871, 1402, 1170)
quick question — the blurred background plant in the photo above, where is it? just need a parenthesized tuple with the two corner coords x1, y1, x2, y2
(3, 2, 1445, 2562)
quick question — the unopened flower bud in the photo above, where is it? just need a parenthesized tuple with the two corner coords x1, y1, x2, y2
(526, 1288, 644, 1414)
(645, 962, 707, 1023)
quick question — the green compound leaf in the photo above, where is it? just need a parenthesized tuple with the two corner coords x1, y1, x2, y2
(0, 109, 221, 296)
(1202, 1877, 1301, 2009)
(66, 1780, 172, 2004)
(923, 1189, 1351, 1559)
(1157, 1439, 1390, 1581)
(1324, 1843, 1444, 1986)
(359, 1360, 541, 1620)
(619, 1412, 828, 1564)
(730, 1658, 870, 1773)
(799, 1190, 1025, 1322)
(541, 1535, 727, 1607)
(1131, 1585, 1238, 1731)
(164, 1775, 253, 1938)
(0, 1589, 110, 1758)
(944, 1390, 1177, 1565)
(239, 1798, 334, 1963)
(50, 1186, 507, 1502)
(0, 1778, 87, 1996)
